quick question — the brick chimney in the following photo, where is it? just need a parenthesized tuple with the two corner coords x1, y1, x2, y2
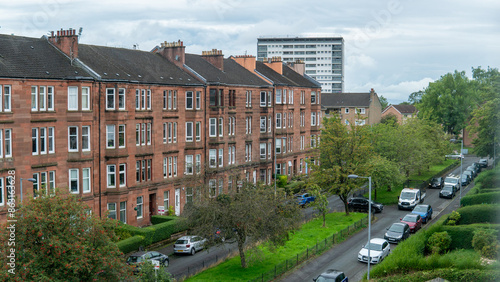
(231, 55, 256, 72)
(201, 49, 224, 71)
(264, 56, 283, 75)
(48, 28, 79, 59)
(155, 40, 185, 68)
(287, 59, 305, 75)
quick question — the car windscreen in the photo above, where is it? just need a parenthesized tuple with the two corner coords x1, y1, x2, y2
(315, 276, 336, 282)
(175, 240, 188, 244)
(126, 256, 142, 263)
(442, 186, 453, 191)
(389, 224, 404, 232)
(445, 177, 458, 184)
(365, 242, 383, 251)
(413, 206, 426, 212)
(402, 215, 417, 222)
(400, 192, 415, 200)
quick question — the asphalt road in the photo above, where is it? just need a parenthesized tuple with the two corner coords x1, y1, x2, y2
(277, 156, 482, 282)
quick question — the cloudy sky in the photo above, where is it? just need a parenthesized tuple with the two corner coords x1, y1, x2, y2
(1, 0, 499, 104)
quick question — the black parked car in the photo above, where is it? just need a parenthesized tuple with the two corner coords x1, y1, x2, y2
(384, 222, 410, 244)
(347, 197, 384, 213)
(439, 185, 455, 199)
(428, 177, 444, 189)
(313, 269, 348, 282)
(479, 159, 488, 168)
(461, 174, 471, 186)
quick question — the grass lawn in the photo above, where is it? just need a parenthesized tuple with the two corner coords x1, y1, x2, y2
(186, 212, 367, 281)
(368, 159, 458, 205)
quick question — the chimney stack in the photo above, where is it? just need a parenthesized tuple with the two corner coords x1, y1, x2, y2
(48, 28, 79, 59)
(201, 49, 224, 71)
(264, 56, 283, 74)
(287, 59, 305, 75)
(155, 40, 185, 68)
(231, 55, 256, 72)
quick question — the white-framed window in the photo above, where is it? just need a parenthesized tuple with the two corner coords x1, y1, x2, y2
(268, 116, 272, 132)
(167, 90, 172, 110)
(106, 88, 115, 110)
(260, 143, 266, 159)
(0, 129, 12, 158)
(357, 108, 366, 114)
(119, 164, 126, 187)
(260, 116, 266, 132)
(39, 86, 46, 111)
(163, 123, 167, 143)
(209, 149, 217, 168)
(164, 191, 170, 210)
(289, 89, 294, 104)
(276, 113, 282, 128)
(218, 179, 223, 195)
(32, 128, 38, 155)
(276, 138, 282, 154)
(355, 119, 366, 126)
(141, 90, 146, 110)
(218, 118, 223, 137)
(39, 127, 47, 154)
(345, 119, 350, 125)
(147, 90, 151, 110)
(147, 123, 151, 145)
(136, 196, 143, 219)
(107, 203, 117, 220)
(245, 91, 252, 107)
(276, 163, 281, 175)
(173, 156, 178, 177)
(311, 112, 317, 126)
(209, 179, 217, 198)
(186, 122, 193, 142)
(245, 143, 252, 162)
(196, 91, 201, 109)
(118, 125, 125, 148)
(173, 122, 177, 143)
(218, 148, 223, 167)
(106, 125, 115, 149)
(68, 86, 78, 110)
(81, 167, 90, 193)
(118, 88, 126, 110)
(245, 117, 252, 134)
(119, 201, 126, 223)
(345, 108, 349, 114)
(268, 141, 272, 159)
(173, 90, 177, 109)
(260, 91, 266, 107)
(195, 154, 201, 174)
(0, 85, 12, 112)
(195, 121, 201, 142)
(82, 126, 90, 151)
(0, 177, 4, 206)
(69, 169, 79, 194)
(283, 89, 287, 104)
(163, 157, 168, 178)
(186, 91, 193, 110)
(311, 91, 317, 104)
(162, 90, 167, 109)
(68, 126, 78, 152)
(276, 89, 282, 104)
(31, 86, 38, 111)
(135, 89, 140, 110)
(136, 124, 140, 145)
(209, 118, 217, 137)
(185, 155, 193, 175)
(186, 186, 193, 204)
(283, 113, 287, 128)
(107, 164, 116, 188)
(228, 117, 234, 136)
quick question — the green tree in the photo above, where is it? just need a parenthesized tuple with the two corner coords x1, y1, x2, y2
(182, 183, 301, 268)
(367, 155, 405, 197)
(0, 189, 131, 281)
(308, 184, 330, 227)
(408, 90, 424, 105)
(468, 67, 500, 158)
(418, 70, 478, 135)
(310, 116, 374, 215)
(379, 95, 389, 110)
(137, 260, 173, 282)
(380, 113, 398, 125)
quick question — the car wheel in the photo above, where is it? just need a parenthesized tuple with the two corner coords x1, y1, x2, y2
(190, 248, 196, 255)
(163, 259, 169, 267)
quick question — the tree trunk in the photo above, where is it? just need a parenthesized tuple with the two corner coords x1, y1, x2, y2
(237, 235, 246, 268)
(343, 199, 350, 216)
(322, 212, 326, 227)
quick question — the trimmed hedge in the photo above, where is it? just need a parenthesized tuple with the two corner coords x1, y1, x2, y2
(456, 204, 500, 225)
(440, 225, 476, 250)
(151, 215, 177, 225)
(375, 268, 500, 282)
(116, 235, 145, 254)
(461, 192, 500, 206)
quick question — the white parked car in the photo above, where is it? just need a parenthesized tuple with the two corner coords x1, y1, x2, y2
(358, 238, 390, 264)
(173, 235, 207, 255)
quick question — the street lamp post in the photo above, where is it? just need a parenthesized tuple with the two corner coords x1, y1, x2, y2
(20, 178, 37, 203)
(460, 139, 463, 203)
(348, 174, 372, 280)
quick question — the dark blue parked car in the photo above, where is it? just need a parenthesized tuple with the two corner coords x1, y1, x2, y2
(412, 204, 433, 223)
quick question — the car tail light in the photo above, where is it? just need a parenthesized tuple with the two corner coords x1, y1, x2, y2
(186, 244, 190, 248)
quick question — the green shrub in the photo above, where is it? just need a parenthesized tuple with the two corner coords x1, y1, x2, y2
(277, 175, 288, 188)
(457, 204, 500, 224)
(446, 210, 461, 225)
(427, 231, 452, 254)
(461, 192, 500, 206)
(151, 215, 176, 225)
(375, 268, 500, 282)
(116, 235, 145, 254)
(472, 229, 500, 259)
(440, 225, 475, 250)
(285, 180, 306, 195)
(114, 227, 133, 241)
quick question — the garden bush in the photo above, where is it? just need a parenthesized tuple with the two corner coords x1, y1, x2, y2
(440, 225, 475, 250)
(472, 229, 500, 259)
(457, 204, 500, 224)
(116, 235, 145, 254)
(461, 192, 500, 206)
(446, 210, 461, 225)
(151, 215, 177, 225)
(427, 231, 452, 254)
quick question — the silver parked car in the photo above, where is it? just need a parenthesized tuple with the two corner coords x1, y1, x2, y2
(358, 238, 391, 264)
(173, 235, 207, 255)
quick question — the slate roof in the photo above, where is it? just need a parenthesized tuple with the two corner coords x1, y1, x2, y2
(185, 54, 271, 87)
(391, 104, 417, 114)
(0, 34, 91, 80)
(254, 61, 321, 89)
(78, 44, 202, 85)
(321, 93, 372, 108)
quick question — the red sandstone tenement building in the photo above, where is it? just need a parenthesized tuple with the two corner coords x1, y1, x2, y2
(0, 29, 320, 227)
